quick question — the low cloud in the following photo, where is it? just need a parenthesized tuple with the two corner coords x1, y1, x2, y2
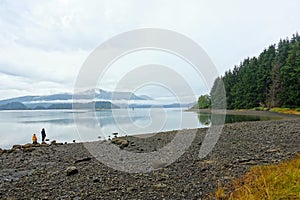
(0, 0, 300, 99)
(0, 72, 71, 100)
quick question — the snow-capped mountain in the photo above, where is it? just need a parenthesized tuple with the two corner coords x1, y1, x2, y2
(0, 89, 152, 110)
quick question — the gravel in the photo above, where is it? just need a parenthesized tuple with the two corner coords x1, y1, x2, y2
(0, 116, 299, 199)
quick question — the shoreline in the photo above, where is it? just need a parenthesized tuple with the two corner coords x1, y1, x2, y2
(189, 108, 300, 118)
(1, 109, 299, 150)
(0, 117, 299, 199)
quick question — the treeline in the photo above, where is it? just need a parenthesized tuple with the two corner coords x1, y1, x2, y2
(199, 33, 300, 109)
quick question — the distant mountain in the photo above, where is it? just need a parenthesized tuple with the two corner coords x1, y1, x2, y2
(0, 89, 196, 110)
(0, 89, 151, 104)
(0, 89, 150, 110)
(74, 89, 151, 101)
(48, 101, 119, 110)
(0, 102, 27, 110)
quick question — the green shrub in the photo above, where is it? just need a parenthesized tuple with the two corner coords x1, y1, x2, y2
(253, 107, 269, 111)
(270, 107, 290, 112)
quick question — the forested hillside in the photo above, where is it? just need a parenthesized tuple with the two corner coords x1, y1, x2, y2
(206, 33, 300, 109)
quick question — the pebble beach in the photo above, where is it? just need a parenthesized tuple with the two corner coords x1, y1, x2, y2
(0, 111, 299, 199)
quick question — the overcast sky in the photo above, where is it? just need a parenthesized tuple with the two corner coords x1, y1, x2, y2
(0, 0, 299, 101)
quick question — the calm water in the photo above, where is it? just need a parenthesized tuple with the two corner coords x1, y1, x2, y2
(0, 109, 270, 149)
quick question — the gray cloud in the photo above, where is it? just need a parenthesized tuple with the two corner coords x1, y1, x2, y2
(0, 0, 300, 99)
(0, 61, 73, 84)
(0, 71, 72, 100)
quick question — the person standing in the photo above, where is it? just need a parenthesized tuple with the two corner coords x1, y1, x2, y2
(32, 133, 37, 144)
(41, 128, 46, 142)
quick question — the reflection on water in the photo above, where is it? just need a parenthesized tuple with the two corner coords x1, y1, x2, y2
(198, 112, 274, 125)
(0, 109, 201, 148)
(0, 109, 274, 149)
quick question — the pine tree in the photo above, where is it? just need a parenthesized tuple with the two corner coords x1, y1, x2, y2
(210, 77, 226, 109)
(209, 33, 300, 109)
(280, 40, 300, 107)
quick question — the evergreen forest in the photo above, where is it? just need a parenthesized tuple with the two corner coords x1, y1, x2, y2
(198, 33, 300, 109)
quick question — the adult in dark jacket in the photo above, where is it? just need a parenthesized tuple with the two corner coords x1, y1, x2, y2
(41, 128, 46, 142)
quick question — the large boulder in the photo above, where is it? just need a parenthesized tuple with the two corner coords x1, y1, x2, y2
(111, 138, 129, 149)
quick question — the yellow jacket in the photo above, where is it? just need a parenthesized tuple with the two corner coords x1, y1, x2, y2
(32, 134, 37, 143)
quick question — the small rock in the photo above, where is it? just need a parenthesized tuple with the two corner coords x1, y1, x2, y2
(12, 144, 22, 150)
(74, 157, 92, 164)
(152, 160, 168, 169)
(236, 158, 251, 163)
(23, 143, 33, 148)
(204, 160, 215, 164)
(158, 173, 169, 181)
(50, 140, 57, 145)
(153, 183, 167, 189)
(242, 160, 257, 165)
(93, 178, 100, 183)
(7, 149, 14, 153)
(126, 187, 137, 192)
(103, 186, 118, 192)
(267, 148, 281, 153)
(66, 166, 78, 176)
(50, 171, 60, 176)
(23, 147, 34, 152)
(200, 167, 209, 172)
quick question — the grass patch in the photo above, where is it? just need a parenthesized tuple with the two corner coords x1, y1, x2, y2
(216, 154, 300, 199)
(252, 107, 269, 111)
(270, 107, 290, 112)
(270, 107, 300, 115)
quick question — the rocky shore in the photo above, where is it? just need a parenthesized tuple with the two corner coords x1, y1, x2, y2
(0, 115, 299, 199)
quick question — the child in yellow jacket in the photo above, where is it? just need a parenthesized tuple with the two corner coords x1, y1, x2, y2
(32, 133, 37, 144)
